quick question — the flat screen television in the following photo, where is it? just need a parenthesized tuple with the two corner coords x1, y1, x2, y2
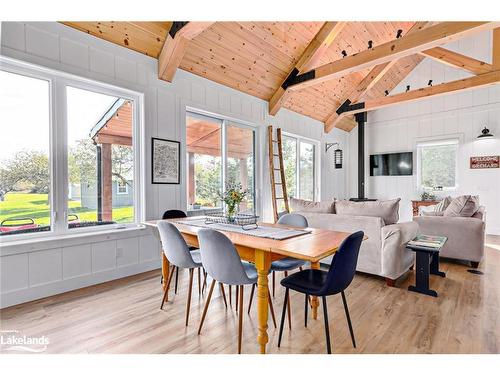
(370, 152, 413, 176)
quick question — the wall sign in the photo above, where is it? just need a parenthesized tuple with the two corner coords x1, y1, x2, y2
(470, 155, 499, 169)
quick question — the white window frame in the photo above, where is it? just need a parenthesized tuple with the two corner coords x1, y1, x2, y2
(0, 56, 144, 244)
(185, 109, 257, 215)
(416, 136, 461, 192)
(282, 132, 321, 201)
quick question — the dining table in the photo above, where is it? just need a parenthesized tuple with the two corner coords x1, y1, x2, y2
(142, 217, 356, 354)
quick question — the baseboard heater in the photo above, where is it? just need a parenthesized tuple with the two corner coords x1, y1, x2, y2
(349, 112, 376, 203)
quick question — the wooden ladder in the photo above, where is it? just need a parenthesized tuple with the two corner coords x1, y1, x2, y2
(267, 125, 289, 223)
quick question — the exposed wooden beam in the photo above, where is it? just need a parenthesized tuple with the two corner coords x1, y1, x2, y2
(493, 28, 500, 68)
(158, 21, 214, 82)
(420, 46, 494, 75)
(340, 70, 500, 116)
(95, 134, 132, 147)
(325, 22, 428, 133)
(269, 21, 346, 116)
(288, 22, 499, 91)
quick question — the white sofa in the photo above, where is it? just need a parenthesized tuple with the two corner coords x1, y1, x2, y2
(290, 198, 418, 286)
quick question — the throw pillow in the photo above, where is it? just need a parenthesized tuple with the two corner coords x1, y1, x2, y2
(443, 195, 479, 217)
(335, 198, 400, 225)
(289, 197, 335, 214)
(434, 196, 452, 212)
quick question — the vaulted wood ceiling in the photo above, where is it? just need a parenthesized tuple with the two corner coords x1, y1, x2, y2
(61, 21, 500, 133)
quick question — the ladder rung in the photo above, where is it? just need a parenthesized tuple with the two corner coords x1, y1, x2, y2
(275, 197, 285, 200)
(273, 168, 281, 171)
(273, 154, 280, 156)
(272, 140, 278, 143)
(274, 182, 282, 185)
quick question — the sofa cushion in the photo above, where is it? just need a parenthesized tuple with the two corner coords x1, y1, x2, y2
(290, 197, 335, 214)
(335, 198, 400, 225)
(443, 195, 479, 217)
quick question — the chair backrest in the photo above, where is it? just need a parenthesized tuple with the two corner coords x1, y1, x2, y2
(277, 213, 308, 228)
(319, 231, 364, 295)
(157, 221, 198, 269)
(162, 209, 187, 220)
(197, 229, 254, 285)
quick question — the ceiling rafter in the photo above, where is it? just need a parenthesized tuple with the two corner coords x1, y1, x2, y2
(158, 21, 215, 82)
(286, 22, 499, 92)
(336, 69, 500, 116)
(324, 22, 428, 133)
(493, 28, 500, 69)
(269, 21, 346, 116)
(420, 46, 494, 75)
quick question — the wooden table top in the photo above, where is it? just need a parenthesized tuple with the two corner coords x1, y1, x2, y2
(143, 218, 362, 263)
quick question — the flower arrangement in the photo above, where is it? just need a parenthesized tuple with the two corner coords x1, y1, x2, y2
(219, 182, 247, 220)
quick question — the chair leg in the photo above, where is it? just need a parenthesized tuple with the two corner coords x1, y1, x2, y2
(247, 284, 255, 314)
(219, 283, 228, 308)
(278, 288, 289, 347)
(229, 285, 232, 306)
(198, 279, 216, 335)
(267, 286, 277, 328)
(197, 268, 201, 297)
(284, 271, 291, 330)
(238, 285, 244, 354)
(341, 291, 356, 348)
(272, 271, 276, 298)
(322, 296, 332, 354)
(235, 285, 239, 312)
(174, 266, 179, 294)
(160, 265, 176, 309)
(185, 269, 194, 326)
(299, 266, 303, 271)
(304, 294, 308, 327)
(202, 270, 207, 293)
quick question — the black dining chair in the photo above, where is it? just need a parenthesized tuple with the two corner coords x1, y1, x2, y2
(277, 231, 364, 354)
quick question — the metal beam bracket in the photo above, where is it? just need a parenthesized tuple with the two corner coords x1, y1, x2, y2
(336, 99, 365, 115)
(282, 68, 316, 90)
(169, 22, 189, 38)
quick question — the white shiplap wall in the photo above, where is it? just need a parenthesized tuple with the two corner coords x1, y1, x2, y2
(0, 22, 345, 307)
(347, 30, 500, 234)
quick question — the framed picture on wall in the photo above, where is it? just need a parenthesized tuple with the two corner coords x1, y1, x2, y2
(151, 137, 181, 184)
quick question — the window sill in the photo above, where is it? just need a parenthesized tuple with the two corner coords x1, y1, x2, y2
(0, 225, 149, 256)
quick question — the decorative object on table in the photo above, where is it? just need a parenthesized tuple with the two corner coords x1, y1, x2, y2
(325, 142, 343, 169)
(204, 211, 259, 230)
(218, 182, 247, 221)
(151, 137, 180, 184)
(476, 126, 494, 139)
(420, 190, 437, 201)
(407, 234, 447, 297)
(470, 155, 499, 169)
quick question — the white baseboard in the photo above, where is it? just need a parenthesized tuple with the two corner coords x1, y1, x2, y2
(0, 261, 160, 309)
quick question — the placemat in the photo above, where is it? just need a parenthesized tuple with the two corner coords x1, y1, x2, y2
(176, 218, 311, 240)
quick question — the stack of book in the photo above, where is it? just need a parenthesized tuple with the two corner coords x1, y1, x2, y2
(408, 234, 447, 249)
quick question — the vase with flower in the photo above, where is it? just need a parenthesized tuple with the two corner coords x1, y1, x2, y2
(219, 182, 247, 223)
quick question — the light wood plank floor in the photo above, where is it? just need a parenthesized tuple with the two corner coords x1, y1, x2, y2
(1, 236, 499, 354)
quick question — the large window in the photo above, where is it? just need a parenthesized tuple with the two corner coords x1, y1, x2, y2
(282, 134, 318, 204)
(0, 70, 51, 235)
(0, 59, 141, 239)
(417, 139, 459, 190)
(186, 112, 255, 214)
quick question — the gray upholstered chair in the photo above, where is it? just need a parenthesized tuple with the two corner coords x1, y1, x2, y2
(197, 228, 276, 354)
(157, 221, 208, 326)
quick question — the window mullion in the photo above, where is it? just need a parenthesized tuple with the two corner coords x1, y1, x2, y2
(52, 79, 69, 235)
(221, 120, 227, 211)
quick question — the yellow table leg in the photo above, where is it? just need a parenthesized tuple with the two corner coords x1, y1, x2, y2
(162, 253, 170, 293)
(310, 261, 320, 319)
(254, 249, 271, 354)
